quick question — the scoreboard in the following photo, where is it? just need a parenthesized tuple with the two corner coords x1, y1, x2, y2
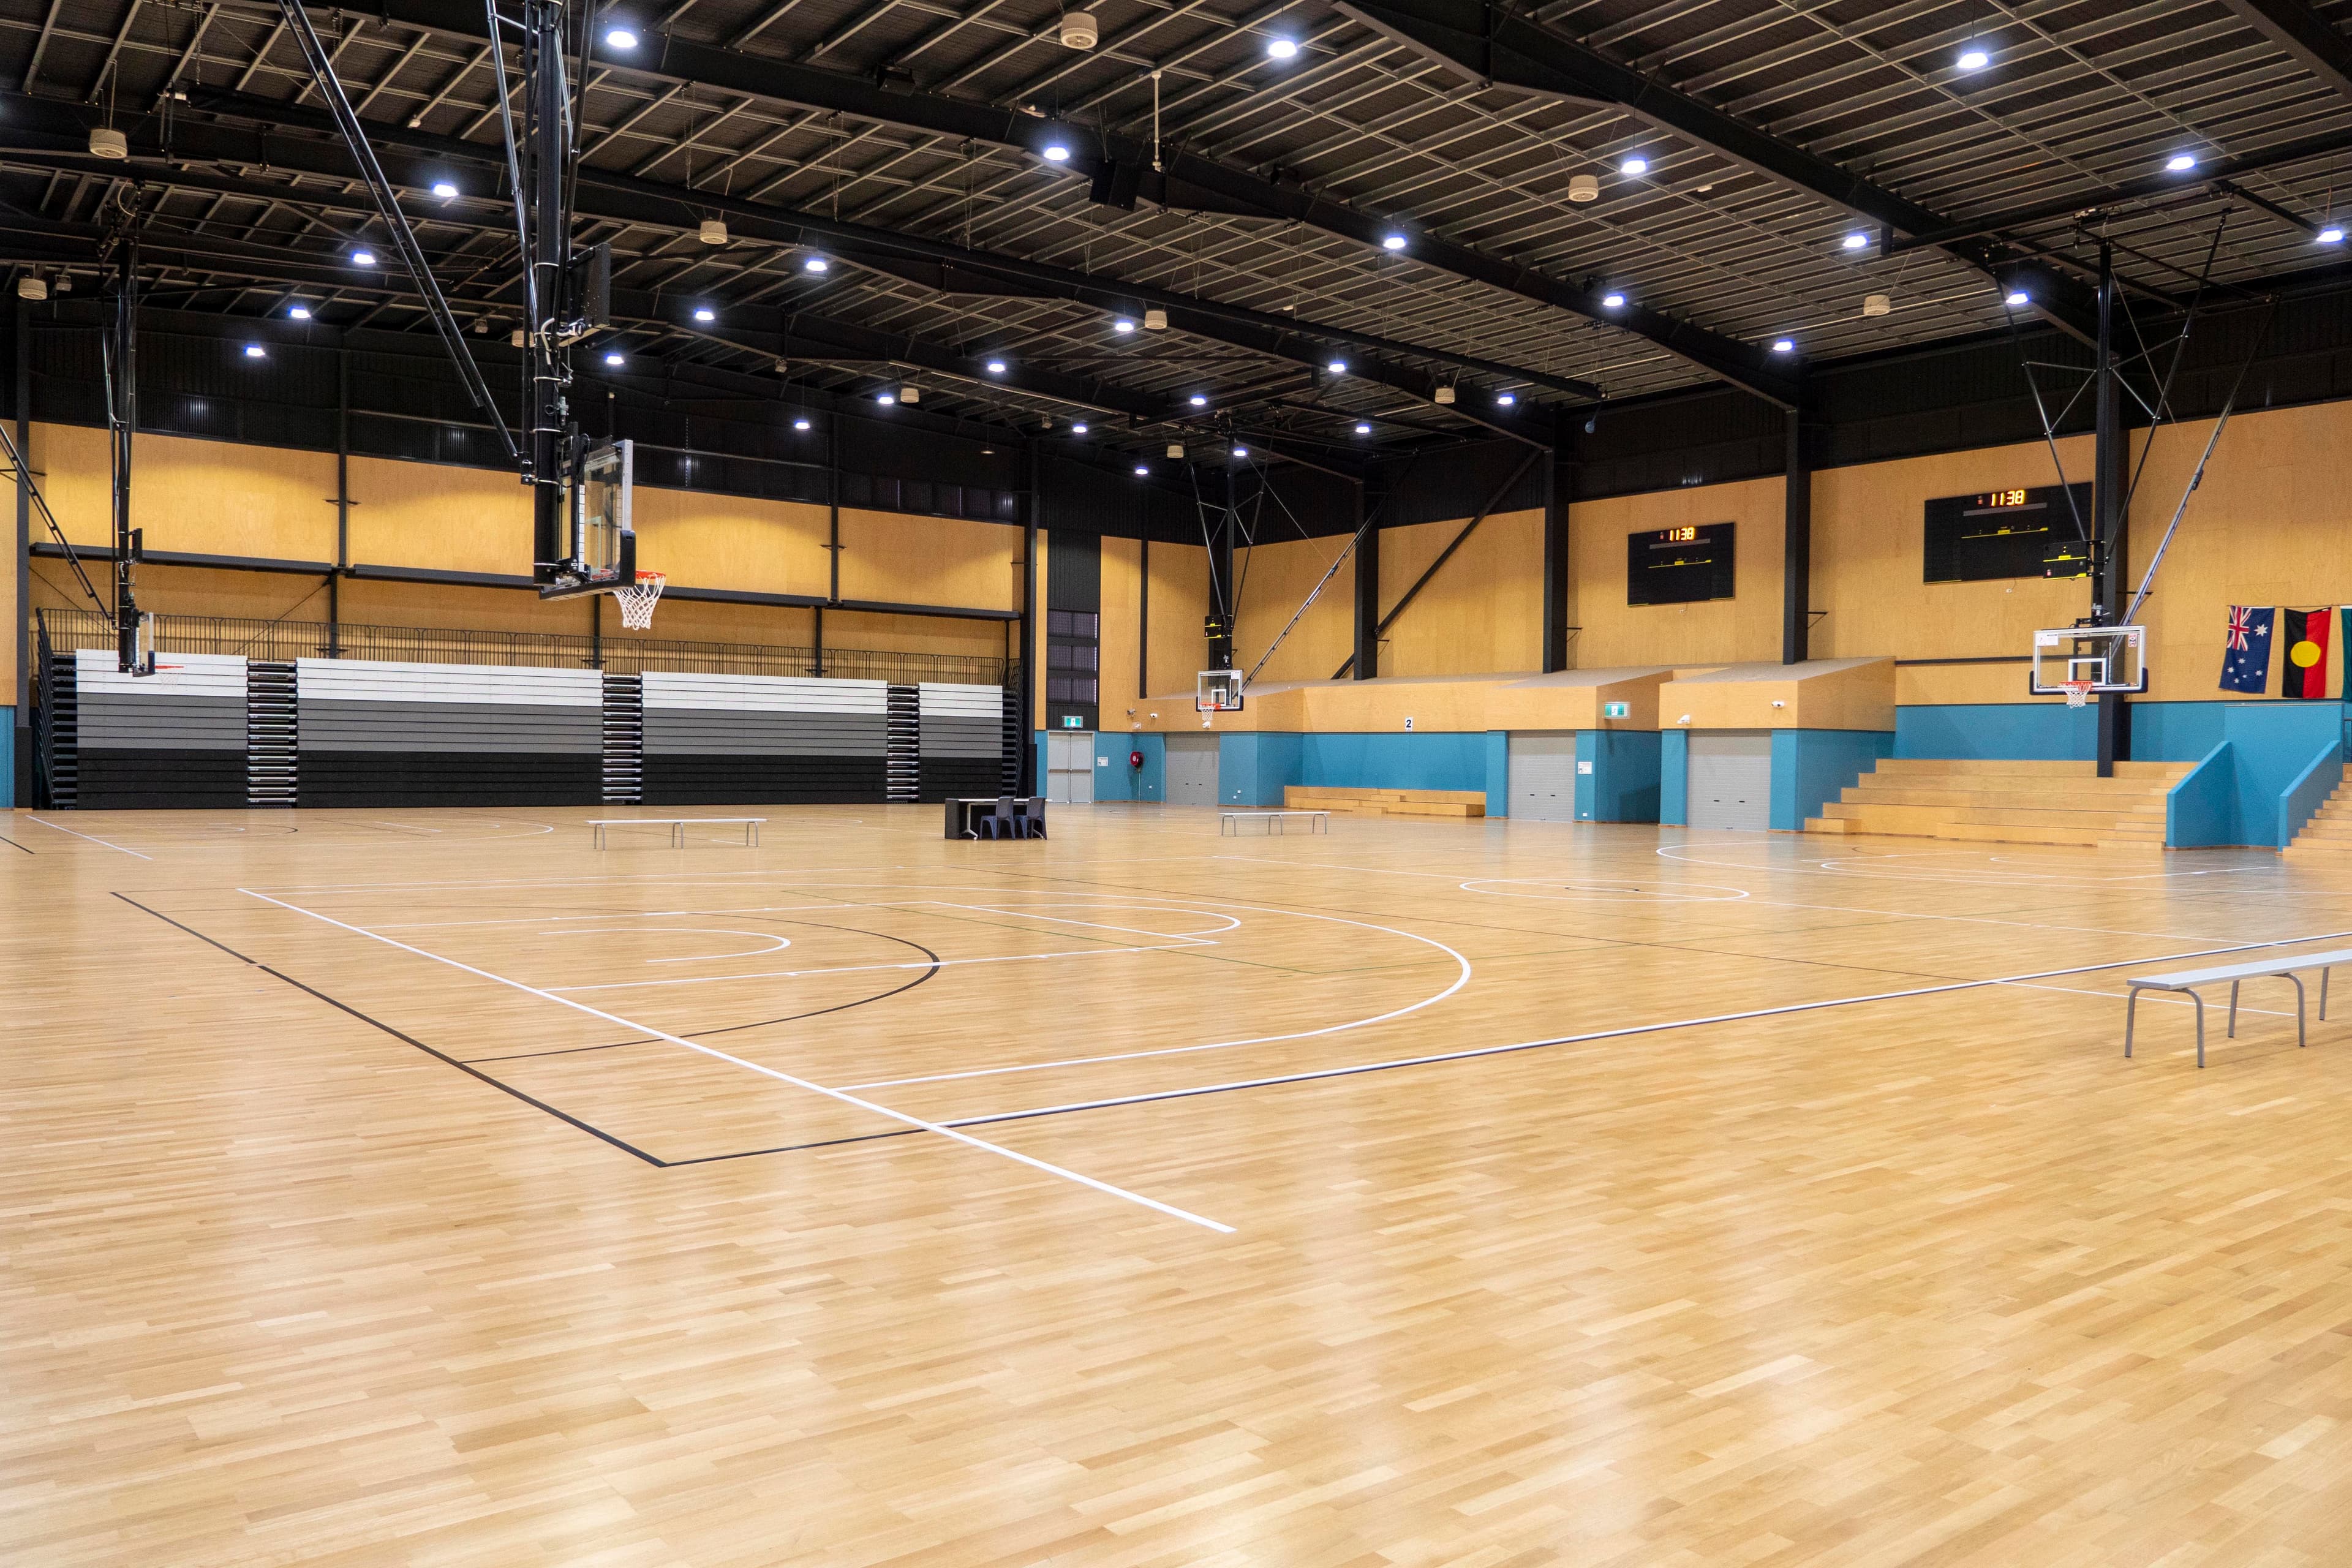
(1628, 522, 1736, 605)
(1923, 483, 2094, 582)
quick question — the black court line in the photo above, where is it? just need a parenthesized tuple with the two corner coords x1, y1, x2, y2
(116, 892, 668, 1166)
(462, 922, 944, 1063)
(660, 1126, 927, 1164)
(0, 834, 31, 854)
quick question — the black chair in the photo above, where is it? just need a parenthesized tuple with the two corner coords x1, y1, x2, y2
(982, 796, 1017, 840)
(1021, 797, 1047, 839)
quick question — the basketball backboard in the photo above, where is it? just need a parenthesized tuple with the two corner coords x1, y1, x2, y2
(1197, 669, 1245, 712)
(2030, 624, 2146, 697)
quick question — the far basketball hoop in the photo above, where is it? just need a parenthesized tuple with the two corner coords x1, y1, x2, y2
(1197, 669, 1245, 713)
(2030, 624, 2147, 697)
(612, 571, 666, 630)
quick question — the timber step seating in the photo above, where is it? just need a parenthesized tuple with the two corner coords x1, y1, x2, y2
(1283, 786, 1486, 819)
(1806, 758, 2190, 849)
(2286, 782, 2352, 861)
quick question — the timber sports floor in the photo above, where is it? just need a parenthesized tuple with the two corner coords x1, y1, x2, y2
(12, 804, 2352, 1566)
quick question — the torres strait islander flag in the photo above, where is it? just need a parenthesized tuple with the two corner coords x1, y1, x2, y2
(2282, 608, 2333, 699)
(2219, 605, 2274, 694)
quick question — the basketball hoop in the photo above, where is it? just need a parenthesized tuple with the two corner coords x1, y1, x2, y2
(612, 571, 665, 630)
(2060, 679, 2094, 708)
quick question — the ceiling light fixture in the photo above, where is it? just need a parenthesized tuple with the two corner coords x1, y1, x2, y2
(1232, 445, 1249, 458)
(1601, 291, 1625, 308)
(2321, 227, 2346, 244)
(2165, 153, 2197, 173)
(1619, 155, 1648, 175)
(1267, 38, 1298, 60)
(243, 344, 266, 359)
(986, 359, 1008, 373)
(432, 180, 458, 200)
(794, 417, 812, 431)
(1189, 393, 1208, 406)
(876, 391, 896, 404)
(1771, 338, 1795, 353)
(1496, 391, 1517, 405)
(604, 351, 624, 365)
(1842, 232, 1869, 251)
(2004, 289, 2029, 306)
(1042, 141, 1071, 162)
(1326, 358, 1348, 374)
(802, 255, 829, 273)
(693, 306, 716, 322)
(1072, 422, 1090, 434)
(1956, 46, 1990, 70)
(350, 249, 376, 265)
(1381, 232, 1408, 251)
(604, 26, 638, 48)
(288, 304, 312, 320)
(1355, 423, 1373, 435)
(1114, 317, 1136, 333)
(1134, 464, 1150, 475)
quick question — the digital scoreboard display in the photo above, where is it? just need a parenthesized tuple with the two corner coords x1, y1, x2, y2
(1922, 482, 2093, 582)
(1628, 522, 1736, 606)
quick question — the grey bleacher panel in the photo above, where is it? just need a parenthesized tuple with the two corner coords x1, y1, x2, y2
(917, 717, 1003, 758)
(643, 710, 886, 756)
(298, 701, 601, 753)
(77, 694, 248, 748)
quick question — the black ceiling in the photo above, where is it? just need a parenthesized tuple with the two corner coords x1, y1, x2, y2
(4, 0, 2352, 462)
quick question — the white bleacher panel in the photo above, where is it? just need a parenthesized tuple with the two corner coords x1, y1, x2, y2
(916, 680, 1011, 799)
(72, 650, 250, 808)
(294, 658, 603, 807)
(639, 673, 889, 713)
(639, 673, 891, 804)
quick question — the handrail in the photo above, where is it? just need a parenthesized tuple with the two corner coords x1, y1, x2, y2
(2278, 735, 2345, 848)
(2166, 740, 2234, 850)
(26, 606, 1009, 688)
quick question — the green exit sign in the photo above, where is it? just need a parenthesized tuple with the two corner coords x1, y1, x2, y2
(1061, 714, 1084, 727)
(1603, 701, 1630, 718)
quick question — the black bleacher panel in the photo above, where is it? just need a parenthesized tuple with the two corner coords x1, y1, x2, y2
(73, 651, 251, 809)
(917, 682, 1011, 802)
(295, 660, 603, 808)
(641, 674, 889, 804)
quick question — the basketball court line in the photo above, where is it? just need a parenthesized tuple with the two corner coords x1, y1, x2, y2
(0, 834, 32, 854)
(238, 888, 1236, 1234)
(929, 927, 2352, 1129)
(543, 941, 1210, 992)
(27, 817, 153, 859)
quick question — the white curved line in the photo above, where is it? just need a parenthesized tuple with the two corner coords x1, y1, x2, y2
(839, 901, 1472, 1090)
(1461, 876, 1751, 903)
(533, 926, 799, 963)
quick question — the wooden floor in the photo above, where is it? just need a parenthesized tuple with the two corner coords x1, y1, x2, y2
(12, 802, 2352, 1566)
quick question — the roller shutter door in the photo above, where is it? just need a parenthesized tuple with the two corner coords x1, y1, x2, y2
(1164, 734, 1219, 806)
(1686, 731, 1772, 831)
(1509, 732, 1578, 823)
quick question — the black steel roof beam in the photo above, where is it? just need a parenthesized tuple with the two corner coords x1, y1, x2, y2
(2220, 1, 2352, 104)
(163, 85, 1572, 437)
(293, 0, 1784, 402)
(1330, 0, 2102, 347)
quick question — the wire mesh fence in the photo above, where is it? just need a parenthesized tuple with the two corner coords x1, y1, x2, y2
(31, 608, 1011, 687)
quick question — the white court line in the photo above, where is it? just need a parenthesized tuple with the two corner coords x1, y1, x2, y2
(2000, 979, 2297, 1020)
(544, 941, 1209, 992)
(238, 888, 1232, 1234)
(931, 927, 2352, 1128)
(26, 817, 153, 859)
(843, 902, 1472, 1091)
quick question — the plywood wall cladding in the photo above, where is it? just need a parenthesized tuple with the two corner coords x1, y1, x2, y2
(836, 508, 1020, 611)
(1659, 658, 1897, 732)
(1234, 535, 1355, 685)
(1378, 507, 1545, 676)
(32, 423, 339, 558)
(1125, 667, 1676, 734)
(628, 485, 829, 599)
(1572, 478, 1785, 669)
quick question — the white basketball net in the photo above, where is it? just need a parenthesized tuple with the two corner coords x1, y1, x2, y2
(2061, 680, 2094, 708)
(612, 571, 665, 631)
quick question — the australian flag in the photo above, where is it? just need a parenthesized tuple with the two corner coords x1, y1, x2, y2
(2220, 605, 2274, 693)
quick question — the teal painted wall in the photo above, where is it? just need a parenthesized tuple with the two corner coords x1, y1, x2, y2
(1575, 729, 1662, 822)
(1896, 703, 2093, 760)
(0, 710, 12, 808)
(1218, 732, 1305, 805)
(1485, 730, 1509, 818)
(1093, 732, 1164, 801)
(2167, 742, 2234, 848)
(1660, 729, 1688, 826)
(1771, 729, 1896, 831)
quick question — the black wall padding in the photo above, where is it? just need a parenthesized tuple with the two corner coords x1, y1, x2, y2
(78, 750, 249, 810)
(641, 756, 886, 804)
(298, 753, 600, 808)
(919, 758, 1001, 801)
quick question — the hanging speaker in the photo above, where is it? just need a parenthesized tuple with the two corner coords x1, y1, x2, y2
(1143, 308, 1169, 330)
(698, 219, 729, 246)
(1567, 173, 1600, 202)
(1059, 10, 1099, 49)
(89, 127, 129, 160)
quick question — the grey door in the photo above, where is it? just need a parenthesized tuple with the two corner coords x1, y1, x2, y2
(1686, 730, 1772, 830)
(1047, 731, 1095, 804)
(1164, 733, 1219, 806)
(1509, 732, 1578, 823)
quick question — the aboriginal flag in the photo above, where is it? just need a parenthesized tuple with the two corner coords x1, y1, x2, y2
(2282, 607, 2332, 699)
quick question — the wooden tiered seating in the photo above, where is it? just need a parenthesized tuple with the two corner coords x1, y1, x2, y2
(1805, 758, 2188, 849)
(2285, 782, 2352, 862)
(1283, 786, 1486, 818)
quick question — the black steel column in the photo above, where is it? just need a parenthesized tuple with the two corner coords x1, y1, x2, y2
(109, 240, 140, 673)
(1542, 434, 1572, 673)
(2092, 242, 2130, 777)
(12, 296, 28, 808)
(1207, 462, 1234, 670)
(812, 606, 824, 679)
(826, 417, 840, 605)
(1782, 405, 1812, 665)
(1019, 439, 1038, 795)
(1352, 478, 1379, 680)
(330, 344, 347, 658)
(522, 0, 570, 574)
